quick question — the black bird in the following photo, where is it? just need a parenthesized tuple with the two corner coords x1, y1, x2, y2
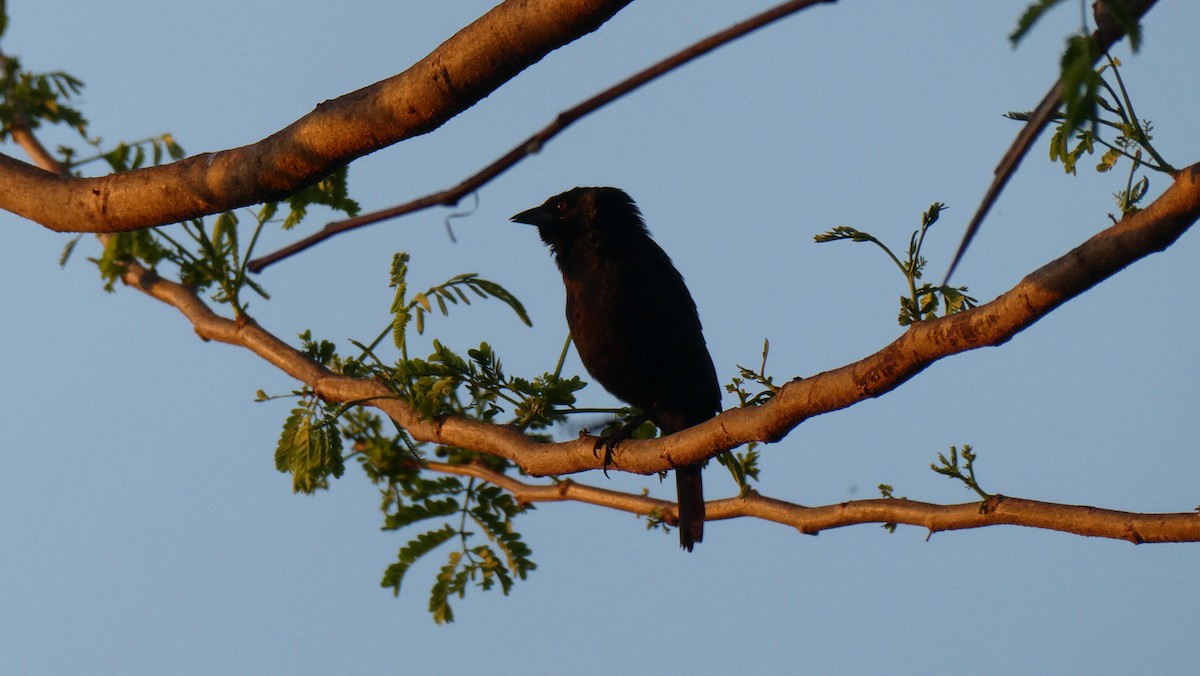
(511, 187, 721, 551)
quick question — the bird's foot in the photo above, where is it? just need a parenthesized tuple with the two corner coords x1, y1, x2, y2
(592, 414, 649, 478)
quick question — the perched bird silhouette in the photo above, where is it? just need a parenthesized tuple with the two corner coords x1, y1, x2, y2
(511, 187, 721, 551)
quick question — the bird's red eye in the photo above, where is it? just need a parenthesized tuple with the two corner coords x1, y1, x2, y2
(555, 199, 569, 213)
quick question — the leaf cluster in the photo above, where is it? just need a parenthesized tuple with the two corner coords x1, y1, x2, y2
(815, 203, 977, 326)
(274, 169, 360, 230)
(380, 253, 581, 433)
(81, 159, 357, 313)
(384, 339, 583, 435)
(90, 135, 186, 173)
(267, 253, 585, 621)
(726, 338, 778, 408)
(352, 370, 541, 623)
(389, 252, 531, 353)
(715, 338, 775, 496)
(1010, 56, 1171, 219)
(931, 444, 990, 501)
(29, 78, 543, 620)
(876, 445, 990, 533)
(275, 397, 346, 493)
(0, 50, 87, 141)
(380, 481, 535, 625)
(1008, 2, 1169, 219)
(345, 405, 535, 627)
(42, 106, 359, 312)
(1010, 0, 1143, 143)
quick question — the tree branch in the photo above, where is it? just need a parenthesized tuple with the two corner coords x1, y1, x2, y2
(246, 0, 837, 272)
(424, 460, 671, 517)
(0, 0, 633, 233)
(425, 460, 1200, 544)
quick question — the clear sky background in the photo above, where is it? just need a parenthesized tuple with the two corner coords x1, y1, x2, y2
(3, 2, 1199, 674)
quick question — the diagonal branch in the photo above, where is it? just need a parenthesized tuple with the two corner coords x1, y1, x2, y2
(247, 0, 837, 272)
(0, 0, 633, 233)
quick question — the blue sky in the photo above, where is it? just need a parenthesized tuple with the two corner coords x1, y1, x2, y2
(3, 2, 1199, 674)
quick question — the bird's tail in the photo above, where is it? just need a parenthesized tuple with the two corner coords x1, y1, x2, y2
(675, 465, 705, 551)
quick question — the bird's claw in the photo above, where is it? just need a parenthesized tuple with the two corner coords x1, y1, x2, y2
(593, 436, 620, 478)
(591, 414, 649, 478)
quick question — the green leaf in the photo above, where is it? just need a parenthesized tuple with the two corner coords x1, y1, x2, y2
(92, 229, 169, 291)
(389, 253, 410, 351)
(940, 285, 978, 316)
(464, 277, 532, 327)
(162, 133, 186, 160)
(59, 234, 82, 267)
(212, 211, 239, 255)
(278, 166, 360, 230)
(274, 403, 345, 493)
(922, 202, 944, 229)
(430, 551, 464, 624)
(384, 497, 460, 530)
(381, 524, 457, 597)
(1096, 147, 1121, 173)
(1010, 0, 1068, 47)
(257, 202, 279, 224)
(813, 225, 879, 245)
(1059, 34, 1102, 140)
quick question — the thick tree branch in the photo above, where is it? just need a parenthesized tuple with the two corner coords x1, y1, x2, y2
(247, 0, 837, 272)
(0, 0, 633, 233)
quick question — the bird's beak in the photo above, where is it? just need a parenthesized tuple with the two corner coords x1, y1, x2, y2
(510, 205, 552, 227)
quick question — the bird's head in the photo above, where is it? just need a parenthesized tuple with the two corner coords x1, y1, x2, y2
(511, 187, 647, 257)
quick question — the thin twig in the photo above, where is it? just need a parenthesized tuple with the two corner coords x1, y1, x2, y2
(247, 0, 834, 273)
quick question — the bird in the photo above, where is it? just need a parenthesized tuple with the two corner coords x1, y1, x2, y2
(511, 186, 721, 551)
